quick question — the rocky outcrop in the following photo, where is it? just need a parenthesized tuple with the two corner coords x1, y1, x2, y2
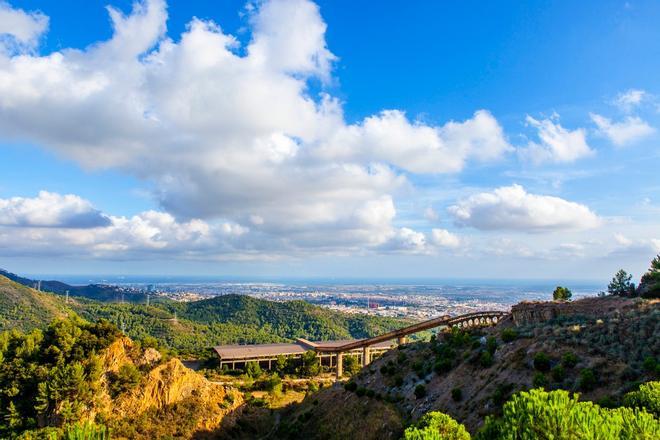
(511, 297, 637, 325)
(100, 336, 136, 373)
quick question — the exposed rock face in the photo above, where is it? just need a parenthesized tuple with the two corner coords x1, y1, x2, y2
(96, 335, 242, 436)
(101, 337, 136, 373)
(137, 347, 162, 367)
(116, 358, 239, 418)
(511, 297, 637, 325)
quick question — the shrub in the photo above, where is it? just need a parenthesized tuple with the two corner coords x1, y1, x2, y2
(642, 356, 658, 373)
(623, 381, 660, 417)
(108, 363, 142, 397)
(578, 368, 597, 391)
(355, 387, 367, 397)
(486, 337, 498, 355)
(366, 389, 375, 398)
(533, 352, 551, 372)
(477, 389, 660, 439)
(343, 355, 361, 377)
(402, 411, 470, 440)
(451, 388, 463, 402)
(533, 373, 547, 388)
(501, 328, 518, 343)
(344, 381, 357, 392)
(62, 422, 110, 440)
(553, 286, 572, 301)
(414, 384, 427, 399)
(245, 361, 262, 379)
(300, 350, 321, 377)
(492, 383, 514, 406)
(434, 358, 452, 375)
(394, 376, 404, 387)
(479, 351, 493, 368)
(265, 374, 283, 397)
(562, 352, 578, 368)
(551, 365, 566, 382)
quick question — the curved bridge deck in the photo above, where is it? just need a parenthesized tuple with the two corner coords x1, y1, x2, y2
(213, 310, 509, 377)
(318, 310, 509, 353)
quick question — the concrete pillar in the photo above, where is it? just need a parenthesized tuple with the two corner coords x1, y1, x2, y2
(362, 346, 371, 367)
(336, 353, 343, 379)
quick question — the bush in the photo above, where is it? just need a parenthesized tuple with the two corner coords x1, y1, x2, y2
(562, 352, 578, 368)
(451, 388, 463, 402)
(533, 352, 551, 372)
(343, 381, 357, 392)
(108, 363, 142, 397)
(642, 356, 657, 373)
(355, 387, 367, 397)
(486, 337, 498, 355)
(533, 372, 547, 388)
(62, 422, 110, 440)
(501, 328, 518, 343)
(434, 358, 452, 375)
(264, 374, 283, 397)
(366, 388, 375, 398)
(476, 389, 660, 439)
(300, 350, 321, 377)
(394, 376, 404, 387)
(578, 368, 597, 391)
(492, 383, 514, 406)
(553, 286, 572, 301)
(414, 384, 427, 399)
(479, 351, 493, 368)
(623, 381, 659, 417)
(551, 365, 566, 382)
(402, 411, 470, 440)
(245, 361, 262, 379)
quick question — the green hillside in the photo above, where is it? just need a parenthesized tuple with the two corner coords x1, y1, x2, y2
(166, 294, 407, 341)
(0, 274, 408, 358)
(0, 275, 73, 332)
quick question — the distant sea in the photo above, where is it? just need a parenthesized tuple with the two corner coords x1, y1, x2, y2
(29, 274, 605, 306)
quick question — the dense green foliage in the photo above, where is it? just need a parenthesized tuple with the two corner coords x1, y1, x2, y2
(402, 411, 470, 440)
(552, 286, 572, 301)
(623, 381, 660, 417)
(0, 318, 121, 437)
(0, 275, 407, 359)
(476, 388, 660, 439)
(608, 269, 635, 296)
(0, 276, 71, 332)
(639, 254, 660, 298)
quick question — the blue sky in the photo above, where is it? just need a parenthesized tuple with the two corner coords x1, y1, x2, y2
(0, 0, 659, 281)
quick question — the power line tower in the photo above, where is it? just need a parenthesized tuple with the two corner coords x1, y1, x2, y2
(146, 293, 150, 307)
(65, 290, 69, 303)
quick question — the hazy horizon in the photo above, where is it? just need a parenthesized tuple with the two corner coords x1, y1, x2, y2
(1, 0, 659, 280)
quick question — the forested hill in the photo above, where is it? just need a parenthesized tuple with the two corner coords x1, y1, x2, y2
(0, 275, 72, 331)
(0, 275, 408, 357)
(166, 294, 407, 341)
(0, 268, 147, 302)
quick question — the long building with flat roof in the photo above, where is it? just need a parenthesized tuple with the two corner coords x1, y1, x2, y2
(213, 338, 395, 370)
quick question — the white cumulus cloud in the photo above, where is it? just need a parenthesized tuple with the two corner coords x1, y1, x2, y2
(0, 0, 511, 258)
(0, 1, 48, 53)
(430, 229, 461, 248)
(519, 115, 593, 164)
(614, 89, 647, 113)
(0, 191, 110, 228)
(590, 113, 655, 147)
(448, 184, 601, 232)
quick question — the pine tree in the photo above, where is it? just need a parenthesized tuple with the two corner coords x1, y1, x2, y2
(607, 269, 634, 296)
(552, 286, 572, 301)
